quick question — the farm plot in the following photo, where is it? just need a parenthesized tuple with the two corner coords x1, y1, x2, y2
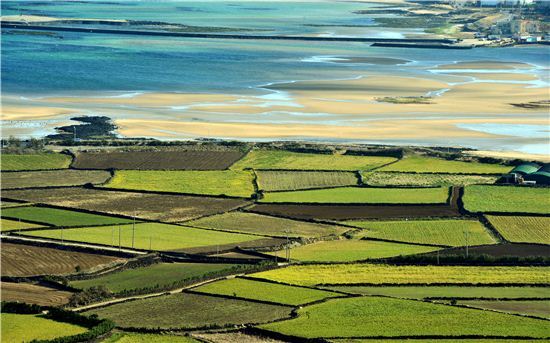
(2, 188, 251, 222)
(2, 313, 87, 343)
(27, 223, 259, 251)
(1, 242, 124, 277)
(231, 150, 396, 171)
(268, 240, 439, 262)
(463, 185, 550, 214)
(347, 219, 496, 247)
(363, 172, 499, 187)
(192, 332, 288, 343)
(433, 243, 550, 257)
(458, 300, 550, 318)
(72, 150, 245, 170)
(1, 282, 73, 306)
(323, 286, 550, 300)
(252, 264, 550, 286)
(1, 169, 111, 189)
(486, 215, 550, 244)
(378, 155, 511, 174)
(1, 153, 72, 171)
(71, 262, 246, 293)
(1, 200, 32, 208)
(192, 277, 340, 305)
(186, 212, 349, 238)
(1, 218, 44, 231)
(258, 296, 550, 339)
(256, 170, 359, 191)
(248, 203, 460, 221)
(104, 333, 200, 343)
(1, 206, 134, 227)
(107, 170, 255, 198)
(84, 292, 292, 329)
(260, 187, 449, 204)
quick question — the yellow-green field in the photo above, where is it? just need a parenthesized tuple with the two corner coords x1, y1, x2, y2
(1, 153, 72, 171)
(463, 185, 550, 214)
(1, 313, 87, 342)
(0, 218, 44, 232)
(379, 155, 511, 174)
(486, 215, 550, 244)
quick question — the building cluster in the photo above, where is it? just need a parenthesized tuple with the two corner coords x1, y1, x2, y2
(499, 163, 550, 185)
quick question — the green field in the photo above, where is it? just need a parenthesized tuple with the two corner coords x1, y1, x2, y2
(27, 222, 259, 251)
(260, 187, 449, 204)
(1, 206, 134, 227)
(323, 286, 550, 299)
(193, 277, 340, 305)
(1, 218, 44, 231)
(363, 172, 499, 187)
(85, 292, 291, 329)
(71, 263, 242, 293)
(1, 313, 87, 342)
(459, 300, 550, 318)
(256, 170, 359, 191)
(252, 264, 550, 286)
(107, 170, 255, 198)
(187, 212, 348, 238)
(347, 219, 496, 247)
(486, 215, 550, 244)
(103, 333, 199, 343)
(463, 185, 550, 214)
(231, 150, 396, 171)
(269, 239, 438, 262)
(1, 153, 72, 171)
(258, 296, 550, 338)
(378, 155, 511, 174)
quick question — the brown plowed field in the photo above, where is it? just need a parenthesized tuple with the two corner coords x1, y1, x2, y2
(72, 150, 245, 170)
(2, 188, 251, 222)
(1, 243, 125, 277)
(1, 170, 111, 189)
(1, 282, 72, 306)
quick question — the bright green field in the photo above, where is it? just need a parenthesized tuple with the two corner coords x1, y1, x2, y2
(1, 206, 134, 227)
(256, 170, 359, 191)
(187, 212, 348, 238)
(26, 222, 259, 251)
(260, 187, 449, 204)
(486, 215, 550, 244)
(71, 263, 240, 293)
(459, 300, 550, 318)
(231, 150, 396, 171)
(1, 313, 87, 343)
(0, 218, 44, 231)
(323, 286, 550, 300)
(252, 264, 550, 286)
(1, 153, 72, 171)
(258, 296, 550, 338)
(379, 155, 510, 174)
(268, 239, 438, 262)
(463, 185, 550, 214)
(347, 219, 496, 247)
(107, 170, 255, 198)
(363, 172, 499, 187)
(103, 333, 199, 343)
(193, 277, 340, 305)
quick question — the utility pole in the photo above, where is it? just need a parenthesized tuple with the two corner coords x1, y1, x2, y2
(73, 126, 77, 141)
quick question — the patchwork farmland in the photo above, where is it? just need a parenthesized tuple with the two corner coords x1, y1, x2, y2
(1, 143, 548, 342)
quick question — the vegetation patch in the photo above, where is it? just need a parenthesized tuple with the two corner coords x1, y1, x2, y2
(192, 277, 340, 305)
(363, 172, 499, 187)
(1, 153, 71, 171)
(104, 332, 200, 343)
(28, 223, 259, 251)
(84, 292, 292, 329)
(347, 219, 496, 247)
(2, 187, 251, 222)
(375, 96, 433, 104)
(458, 300, 550, 318)
(258, 296, 550, 338)
(256, 170, 359, 191)
(187, 212, 348, 238)
(252, 264, 550, 286)
(0, 218, 44, 231)
(231, 150, 396, 171)
(260, 187, 449, 204)
(1, 169, 111, 189)
(1, 282, 73, 306)
(2, 206, 134, 227)
(1, 200, 32, 208)
(463, 186, 550, 214)
(1, 242, 124, 277)
(107, 170, 255, 198)
(379, 155, 510, 174)
(269, 239, 439, 262)
(486, 215, 550, 244)
(1, 313, 88, 342)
